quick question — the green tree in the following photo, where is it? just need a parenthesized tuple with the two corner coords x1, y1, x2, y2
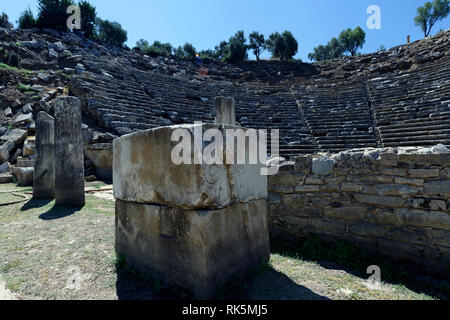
(249, 31, 266, 61)
(414, 0, 450, 37)
(308, 37, 344, 62)
(182, 42, 196, 60)
(135, 39, 150, 50)
(0, 12, 13, 29)
(198, 49, 218, 61)
(266, 31, 298, 61)
(146, 41, 173, 57)
(173, 46, 184, 58)
(36, 0, 75, 31)
(214, 40, 229, 61)
(96, 18, 127, 46)
(223, 30, 248, 63)
(17, 8, 36, 29)
(78, 0, 97, 39)
(338, 26, 366, 56)
(172, 43, 196, 60)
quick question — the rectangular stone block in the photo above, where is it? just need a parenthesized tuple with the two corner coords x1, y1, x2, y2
(386, 226, 433, 246)
(362, 184, 419, 197)
(17, 167, 34, 186)
(380, 168, 408, 176)
(33, 112, 55, 199)
(113, 123, 267, 209)
(214, 97, 235, 126)
(84, 143, 113, 180)
(408, 169, 440, 178)
(349, 222, 392, 238)
(324, 206, 367, 221)
(394, 176, 424, 187)
(17, 159, 35, 168)
(54, 97, 85, 206)
(308, 217, 346, 235)
(378, 239, 422, 264)
(423, 181, 450, 197)
(395, 209, 450, 230)
(354, 194, 405, 208)
(0, 173, 13, 184)
(341, 182, 361, 192)
(115, 199, 270, 298)
(295, 185, 320, 193)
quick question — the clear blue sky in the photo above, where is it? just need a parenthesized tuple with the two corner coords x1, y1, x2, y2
(3, 0, 450, 61)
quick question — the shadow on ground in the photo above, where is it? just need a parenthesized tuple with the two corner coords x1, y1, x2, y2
(38, 205, 83, 220)
(115, 264, 329, 300)
(271, 238, 450, 300)
(21, 199, 53, 211)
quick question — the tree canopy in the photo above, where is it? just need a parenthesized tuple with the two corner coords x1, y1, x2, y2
(0, 12, 13, 29)
(266, 31, 298, 61)
(96, 18, 128, 47)
(249, 31, 266, 61)
(414, 0, 450, 37)
(338, 26, 366, 56)
(17, 8, 36, 29)
(78, 0, 96, 39)
(308, 37, 344, 62)
(36, 0, 75, 31)
(222, 30, 248, 63)
(173, 42, 196, 60)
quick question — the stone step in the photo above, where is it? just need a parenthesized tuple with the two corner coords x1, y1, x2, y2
(383, 139, 450, 147)
(382, 133, 450, 143)
(0, 173, 13, 184)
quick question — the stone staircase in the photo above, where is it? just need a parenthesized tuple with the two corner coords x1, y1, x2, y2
(368, 57, 450, 147)
(67, 30, 450, 158)
(71, 55, 318, 159)
(292, 81, 378, 153)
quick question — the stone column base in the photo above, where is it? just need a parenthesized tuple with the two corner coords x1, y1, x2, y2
(115, 199, 270, 298)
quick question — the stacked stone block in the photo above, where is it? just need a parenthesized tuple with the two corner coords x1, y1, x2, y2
(113, 121, 270, 298)
(268, 145, 450, 278)
(53, 97, 85, 207)
(33, 112, 55, 199)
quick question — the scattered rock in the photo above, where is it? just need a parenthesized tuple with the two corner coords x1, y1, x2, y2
(0, 129, 27, 145)
(4, 107, 12, 117)
(13, 113, 33, 126)
(22, 104, 33, 114)
(312, 157, 335, 175)
(0, 161, 11, 173)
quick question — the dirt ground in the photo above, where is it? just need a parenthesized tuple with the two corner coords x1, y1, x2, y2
(0, 182, 444, 300)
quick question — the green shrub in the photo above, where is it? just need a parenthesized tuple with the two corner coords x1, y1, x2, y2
(36, 0, 75, 31)
(96, 18, 127, 47)
(78, 0, 97, 39)
(18, 8, 37, 29)
(266, 31, 298, 61)
(0, 12, 13, 29)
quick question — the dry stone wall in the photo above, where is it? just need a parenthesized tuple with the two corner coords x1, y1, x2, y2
(268, 145, 450, 278)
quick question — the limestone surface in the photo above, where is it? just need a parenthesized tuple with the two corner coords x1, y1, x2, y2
(33, 112, 55, 199)
(54, 97, 85, 207)
(113, 123, 267, 209)
(115, 198, 270, 298)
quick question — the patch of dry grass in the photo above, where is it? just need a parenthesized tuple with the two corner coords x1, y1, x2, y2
(0, 182, 443, 300)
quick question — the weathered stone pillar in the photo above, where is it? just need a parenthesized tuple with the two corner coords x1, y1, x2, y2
(114, 122, 269, 298)
(53, 97, 85, 207)
(33, 112, 55, 199)
(214, 96, 235, 125)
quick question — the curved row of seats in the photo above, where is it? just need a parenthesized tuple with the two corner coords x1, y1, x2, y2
(70, 32, 450, 157)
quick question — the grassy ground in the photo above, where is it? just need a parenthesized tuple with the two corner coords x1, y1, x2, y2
(0, 182, 447, 300)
